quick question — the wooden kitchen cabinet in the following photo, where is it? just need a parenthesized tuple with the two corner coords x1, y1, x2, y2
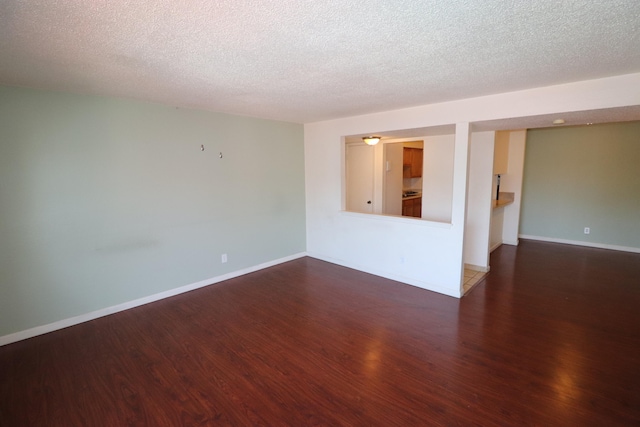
(402, 197, 422, 218)
(403, 148, 423, 178)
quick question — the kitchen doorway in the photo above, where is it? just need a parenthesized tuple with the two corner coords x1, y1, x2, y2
(383, 141, 424, 218)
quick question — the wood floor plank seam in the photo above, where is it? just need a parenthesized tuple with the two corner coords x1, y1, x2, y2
(1, 240, 639, 425)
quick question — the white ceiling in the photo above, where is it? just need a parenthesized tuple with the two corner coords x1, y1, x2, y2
(1, 1, 639, 124)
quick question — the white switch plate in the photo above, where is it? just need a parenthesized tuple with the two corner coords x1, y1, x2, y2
(221, 253, 228, 263)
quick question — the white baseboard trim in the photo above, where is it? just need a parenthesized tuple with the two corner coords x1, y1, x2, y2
(464, 263, 490, 273)
(307, 252, 462, 299)
(489, 242, 502, 253)
(490, 239, 519, 252)
(502, 239, 519, 246)
(0, 252, 307, 347)
(519, 235, 640, 254)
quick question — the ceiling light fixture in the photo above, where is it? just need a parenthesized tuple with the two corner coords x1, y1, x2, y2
(362, 136, 381, 145)
(552, 119, 565, 125)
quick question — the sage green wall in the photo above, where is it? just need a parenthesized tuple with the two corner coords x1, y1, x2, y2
(0, 86, 305, 337)
(520, 121, 640, 249)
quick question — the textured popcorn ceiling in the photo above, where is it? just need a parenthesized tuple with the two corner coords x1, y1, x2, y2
(1, 0, 639, 123)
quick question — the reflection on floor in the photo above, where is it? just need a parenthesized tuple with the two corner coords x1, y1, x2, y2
(463, 269, 487, 295)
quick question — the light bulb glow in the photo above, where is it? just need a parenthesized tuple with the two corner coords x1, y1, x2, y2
(363, 136, 381, 145)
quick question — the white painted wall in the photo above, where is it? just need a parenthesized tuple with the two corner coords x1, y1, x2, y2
(372, 142, 385, 214)
(306, 124, 470, 298)
(345, 143, 374, 214)
(422, 135, 455, 222)
(501, 131, 527, 245)
(464, 131, 495, 270)
(383, 143, 403, 216)
(305, 73, 640, 299)
(490, 207, 505, 251)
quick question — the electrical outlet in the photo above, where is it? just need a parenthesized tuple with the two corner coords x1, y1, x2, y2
(584, 227, 590, 235)
(221, 253, 228, 263)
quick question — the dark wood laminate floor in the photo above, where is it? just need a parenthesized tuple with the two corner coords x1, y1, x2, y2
(1, 240, 639, 426)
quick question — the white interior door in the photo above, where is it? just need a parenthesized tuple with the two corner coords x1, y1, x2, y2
(346, 143, 374, 213)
